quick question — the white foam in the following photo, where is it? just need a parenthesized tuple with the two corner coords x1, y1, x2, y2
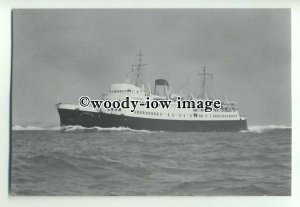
(12, 125, 44, 131)
(246, 125, 291, 133)
(12, 124, 155, 132)
(91, 126, 151, 133)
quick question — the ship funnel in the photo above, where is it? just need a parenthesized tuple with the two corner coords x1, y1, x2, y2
(154, 79, 169, 96)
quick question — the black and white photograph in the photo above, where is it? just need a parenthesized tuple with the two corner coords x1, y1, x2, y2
(10, 9, 291, 196)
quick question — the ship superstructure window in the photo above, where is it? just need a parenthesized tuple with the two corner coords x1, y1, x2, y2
(194, 113, 197, 117)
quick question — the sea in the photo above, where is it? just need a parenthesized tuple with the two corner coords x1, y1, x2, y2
(10, 125, 291, 196)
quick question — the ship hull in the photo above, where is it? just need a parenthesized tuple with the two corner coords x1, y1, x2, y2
(57, 108, 248, 132)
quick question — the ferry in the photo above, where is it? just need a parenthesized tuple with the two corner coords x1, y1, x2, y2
(56, 50, 247, 132)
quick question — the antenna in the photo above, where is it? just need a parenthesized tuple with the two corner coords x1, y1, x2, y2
(198, 64, 213, 99)
(147, 83, 152, 96)
(131, 49, 147, 87)
(224, 95, 233, 111)
(125, 73, 129, 84)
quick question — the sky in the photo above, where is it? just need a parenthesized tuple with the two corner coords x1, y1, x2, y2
(12, 9, 291, 127)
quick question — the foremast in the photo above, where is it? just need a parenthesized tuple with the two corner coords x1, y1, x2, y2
(131, 49, 147, 87)
(198, 64, 213, 99)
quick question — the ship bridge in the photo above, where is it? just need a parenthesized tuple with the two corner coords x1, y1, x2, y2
(109, 83, 143, 94)
(102, 83, 145, 100)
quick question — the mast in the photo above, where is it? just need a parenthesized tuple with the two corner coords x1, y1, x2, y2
(198, 64, 213, 99)
(131, 49, 147, 87)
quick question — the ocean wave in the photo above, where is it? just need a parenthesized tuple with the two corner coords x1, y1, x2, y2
(12, 125, 62, 131)
(61, 125, 151, 133)
(13, 124, 290, 133)
(12, 124, 151, 133)
(242, 125, 291, 133)
(25, 154, 85, 175)
(12, 125, 45, 131)
(170, 179, 269, 195)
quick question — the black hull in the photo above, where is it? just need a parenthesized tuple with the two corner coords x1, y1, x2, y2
(57, 108, 248, 132)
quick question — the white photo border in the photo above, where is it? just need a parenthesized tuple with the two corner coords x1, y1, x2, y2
(1, 0, 299, 207)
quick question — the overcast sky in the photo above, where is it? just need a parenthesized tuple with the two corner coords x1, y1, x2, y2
(12, 9, 291, 127)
